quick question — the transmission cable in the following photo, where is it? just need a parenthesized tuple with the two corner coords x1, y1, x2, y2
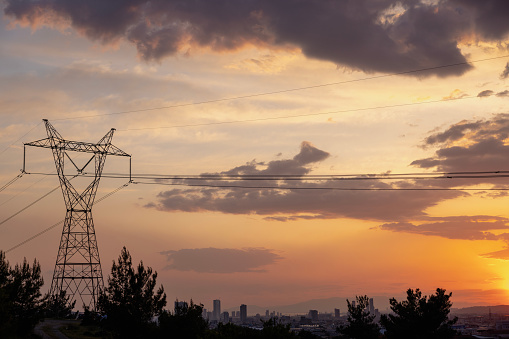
(24, 169, 509, 181)
(0, 176, 47, 208)
(0, 175, 77, 229)
(5, 181, 131, 254)
(0, 121, 42, 155)
(0, 172, 24, 193)
(133, 181, 509, 191)
(51, 54, 509, 122)
(118, 95, 479, 131)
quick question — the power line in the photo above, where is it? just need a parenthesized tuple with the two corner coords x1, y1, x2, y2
(0, 121, 42, 155)
(0, 176, 47, 208)
(5, 219, 64, 254)
(24, 170, 509, 181)
(50, 55, 508, 122)
(5, 181, 131, 254)
(133, 181, 509, 191)
(0, 182, 62, 229)
(0, 172, 24, 193)
(118, 96, 479, 131)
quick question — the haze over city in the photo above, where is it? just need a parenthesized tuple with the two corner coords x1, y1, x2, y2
(2, 0, 509, 312)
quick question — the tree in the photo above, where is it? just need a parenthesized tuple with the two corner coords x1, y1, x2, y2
(261, 318, 295, 339)
(338, 295, 380, 339)
(45, 290, 76, 318)
(380, 288, 457, 339)
(0, 251, 11, 335)
(98, 246, 167, 338)
(157, 299, 209, 338)
(0, 251, 47, 337)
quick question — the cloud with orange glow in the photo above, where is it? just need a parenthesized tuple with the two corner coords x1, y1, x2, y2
(146, 141, 463, 221)
(160, 247, 283, 273)
(7, 0, 509, 77)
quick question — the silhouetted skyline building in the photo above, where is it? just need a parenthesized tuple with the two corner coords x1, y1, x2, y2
(213, 299, 221, 321)
(240, 304, 247, 323)
(369, 298, 375, 315)
(335, 308, 340, 319)
(309, 309, 318, 321)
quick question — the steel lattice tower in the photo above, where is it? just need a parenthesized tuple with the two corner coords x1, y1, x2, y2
(24, 119, 130, 309)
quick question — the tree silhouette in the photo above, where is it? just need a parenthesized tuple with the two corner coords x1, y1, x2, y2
(0, 251, 46, 337)
(98, 246, 166, 338)
(45, 290, 76, 318)
(157, 299, 209, 338)
(380, 288, 457, 339)
(338, 295, 380, 339)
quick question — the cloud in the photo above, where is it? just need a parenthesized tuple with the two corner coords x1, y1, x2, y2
(160, 247, 283, 273)
(477, 90, 494, 98)
(379, 216, 509, 260)
(500, 62, 509, 79)
(496, 90, 509, 97)
(147, 141, 463, 221)
(453, 1, 509, 40)
(481, 246, 509, 260)
(411, 115, 509, 181)
(379, 216, 509, 241)
(442, 89, 468, 100)
(10, 0, 509, 77)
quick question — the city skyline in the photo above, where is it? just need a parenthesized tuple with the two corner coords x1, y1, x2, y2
(2, 0, 509, 309)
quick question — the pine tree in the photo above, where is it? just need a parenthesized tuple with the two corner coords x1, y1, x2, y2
(0, 251, 46, 337)
(98, 246, 166, 338)
(339, 295, 380, 339)
(380, 288, 457, 339)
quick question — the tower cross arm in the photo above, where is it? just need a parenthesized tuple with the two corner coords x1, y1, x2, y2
(24, 139, 130, 157)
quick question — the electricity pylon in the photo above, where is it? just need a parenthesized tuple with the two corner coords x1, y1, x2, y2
(24, 119, 130, 309)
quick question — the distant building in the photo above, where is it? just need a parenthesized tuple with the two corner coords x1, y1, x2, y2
(240, 304, 247, 323)
(335, 308, 340, 319)
(266, 309, 270, 318)
(213, 299, 221, 321)
(221, 311, 229, 323)
(369, 298, 375, 315)
(309, 309, 319, 321)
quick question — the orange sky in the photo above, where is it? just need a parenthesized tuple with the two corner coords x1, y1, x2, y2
(2, 0, 509, 312)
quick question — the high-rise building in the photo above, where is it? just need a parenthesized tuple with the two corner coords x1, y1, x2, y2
(265, 309, 270, 318)
(369, 298, 375, 315)
(309, 309, 318, 321)
(221, 311, 229, 323)
(213, 299, 221, 321)
(335, 308, 340, 319)
(240, 304, 247, 323)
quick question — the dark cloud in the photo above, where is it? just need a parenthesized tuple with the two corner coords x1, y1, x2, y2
(10, 0, 509, 77)
(496, 90, 509, 97)
(452, 0, 509, 40)
(379, 216, 509, 260)
(379, 216, 509, 241)
(160, 247, 283, 273)
(481, 247, 509, 260)
(501, 63, 509, 79)
(412, 115, 509, 181)
(477, 90, 494, 98)
(147, 141, 462, 221)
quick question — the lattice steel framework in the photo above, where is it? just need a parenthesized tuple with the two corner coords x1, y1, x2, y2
(24, 119, 130, 309)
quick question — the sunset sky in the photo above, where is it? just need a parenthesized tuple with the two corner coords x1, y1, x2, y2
(2, 0, 509, 312)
